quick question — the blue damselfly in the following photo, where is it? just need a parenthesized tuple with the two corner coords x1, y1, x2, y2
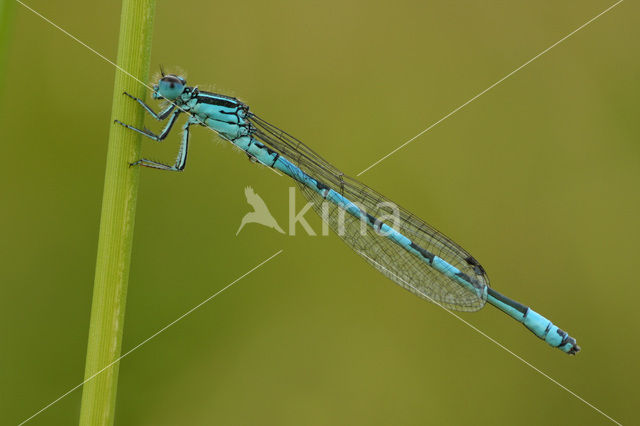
(116, 72, 580, 355)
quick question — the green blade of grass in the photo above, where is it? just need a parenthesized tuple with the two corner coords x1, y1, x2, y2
(79, 1, 156, 425)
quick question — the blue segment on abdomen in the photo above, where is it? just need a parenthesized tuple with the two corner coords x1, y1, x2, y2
(273, 156, 326, 196)
(523, 309, 568, 348)
(487, 291, 573, 352)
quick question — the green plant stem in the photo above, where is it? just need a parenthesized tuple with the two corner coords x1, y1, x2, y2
(79, 1, 156, 425)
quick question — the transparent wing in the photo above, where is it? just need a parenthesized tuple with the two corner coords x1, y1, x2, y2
(248, 113, 489, 311)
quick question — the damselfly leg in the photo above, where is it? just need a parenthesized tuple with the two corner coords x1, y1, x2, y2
(115, 93, 191, 171)
(122, 91, 175, 120)
(115, 108, 181, 142)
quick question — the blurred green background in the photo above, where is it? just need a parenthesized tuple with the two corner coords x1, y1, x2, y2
(1, 0, 638, 424)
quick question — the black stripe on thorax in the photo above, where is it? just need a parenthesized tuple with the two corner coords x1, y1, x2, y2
(197, 92, 241, 108)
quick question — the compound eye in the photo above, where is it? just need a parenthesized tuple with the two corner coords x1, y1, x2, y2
(158, 74, 186, 100)
(162, 75, 185, 89)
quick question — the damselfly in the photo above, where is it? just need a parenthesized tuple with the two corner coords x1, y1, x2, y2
(116, 72, 580, 355)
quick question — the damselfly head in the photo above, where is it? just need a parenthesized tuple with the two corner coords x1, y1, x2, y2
(153, 74, 187, 100)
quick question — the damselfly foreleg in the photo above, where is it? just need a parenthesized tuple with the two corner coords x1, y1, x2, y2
(115, 108, 182, 142)
(122, 91, 175, 120)
(130, 117, 194, 172)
